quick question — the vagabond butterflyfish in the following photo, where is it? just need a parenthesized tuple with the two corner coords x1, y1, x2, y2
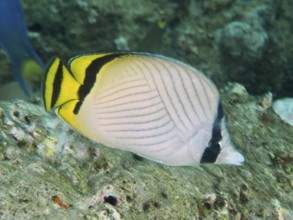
(42, 52, 244, 166)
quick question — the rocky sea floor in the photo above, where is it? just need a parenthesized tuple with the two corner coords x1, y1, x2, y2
(0, 0, 292, 219)
(0, 83, 292, 219)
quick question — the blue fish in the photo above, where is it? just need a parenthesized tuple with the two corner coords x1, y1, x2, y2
(0, 0, 43, 96)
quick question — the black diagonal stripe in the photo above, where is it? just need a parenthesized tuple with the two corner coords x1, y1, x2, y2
(200, 103, 223, 163)
(50, 59, 63, 110)
(73, 53, 128, 114)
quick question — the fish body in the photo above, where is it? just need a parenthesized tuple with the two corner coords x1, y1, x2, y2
(43, 52, 244, 166)
(0, 0, 43, 96)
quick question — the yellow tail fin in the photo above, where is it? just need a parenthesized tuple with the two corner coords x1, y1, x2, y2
(22, 58, 43, 84)
(42, 57, 80, 111)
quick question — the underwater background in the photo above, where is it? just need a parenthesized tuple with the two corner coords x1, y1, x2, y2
(0, 0, 292, 219)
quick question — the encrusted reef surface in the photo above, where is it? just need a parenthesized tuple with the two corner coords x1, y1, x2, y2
(0, 0, 292, 219)
(0, 83, 292, 219)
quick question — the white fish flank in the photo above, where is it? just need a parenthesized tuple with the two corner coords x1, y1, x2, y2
(80, 55, 219, 164)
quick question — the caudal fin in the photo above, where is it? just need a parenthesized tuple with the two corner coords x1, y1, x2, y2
(216, 122, 245, 165)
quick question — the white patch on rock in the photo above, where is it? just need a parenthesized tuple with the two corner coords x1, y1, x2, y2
(272, 98, 293, 126)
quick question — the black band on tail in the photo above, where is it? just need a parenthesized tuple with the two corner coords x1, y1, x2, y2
(200, 103, 224, 163)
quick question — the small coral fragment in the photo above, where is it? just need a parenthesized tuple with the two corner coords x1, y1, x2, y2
(52, 195, 71, 209)
(272, 98, 293, 126)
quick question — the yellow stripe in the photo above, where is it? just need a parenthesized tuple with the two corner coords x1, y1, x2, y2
(56, 65, 80, 107)
(56, 100, 80, 129)
(43, 57, 80, 111)
(68, 54, 111, 84)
